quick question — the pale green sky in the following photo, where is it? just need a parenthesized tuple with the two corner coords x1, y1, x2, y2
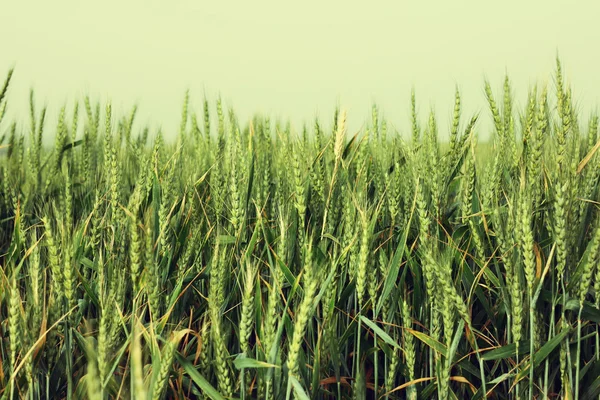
(2, 0, 600, 141)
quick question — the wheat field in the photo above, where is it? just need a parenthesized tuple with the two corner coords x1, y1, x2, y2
(0, 59, 599, 399)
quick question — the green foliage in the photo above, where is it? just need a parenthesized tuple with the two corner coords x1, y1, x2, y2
(0, 60, 599, 400)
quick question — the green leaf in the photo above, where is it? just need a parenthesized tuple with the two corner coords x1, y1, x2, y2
(406, 328, 447, 358)
(289, 375, 311, 400)
(359, 316, 401, 349)
(217, 235, 237, 245)
(233, 356, 280, 370)
(277, 257, 303, 296)
(312, 265, 336, 311)
(312, 334, 321, 400)
(448, 319, 465, 363)
(176, 353, 226, 400)
(62, 139, 83, 152)
(516, 327, 572, 381)
(376, 225, 410, 316)
(581, 362, 600, 399)
(481, 341, 531, 361)
(242, 214, 262, 262)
